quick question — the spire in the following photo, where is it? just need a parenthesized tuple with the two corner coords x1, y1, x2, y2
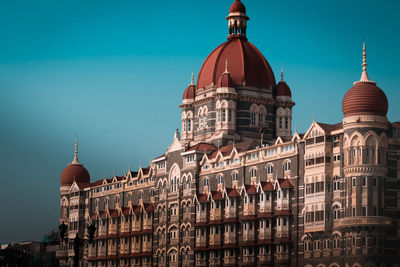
(71, 138, 81, 165)
(224, 59, 229, 74)
(190, 72, 194, 85)
(280, 69, 284, 82)
(359, 42, 370, 82)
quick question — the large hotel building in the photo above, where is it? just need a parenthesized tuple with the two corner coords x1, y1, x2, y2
(56, 1, 400, 266)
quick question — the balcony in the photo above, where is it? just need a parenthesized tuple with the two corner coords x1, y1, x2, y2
(258, 254, 272, 262)
(242, 255, 256, 263)
(339, 216, 392, 228)
(223, 257, 237, 265)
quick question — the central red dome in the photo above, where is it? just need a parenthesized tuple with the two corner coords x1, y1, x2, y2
(197, 37, 276, 90)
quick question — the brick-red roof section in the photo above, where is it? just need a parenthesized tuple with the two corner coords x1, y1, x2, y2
(274, 210, 293, 216)
(197, 37, 276, 90)
(276, 81, 291, 97)
(109, 209, 119, 218)
(132, 205, 142, 214)
(245, 184, 257, 194)
(144, 203, 154, 212)
(183, 84, 196, 100)
(230, 0, 246, 13)
(211, 191, 224, 200)
(226, 187, 240, 198)
(316, 122, 343, 134)
(122, 207, 131, 215)
(261, 181, 274, 191)
(197, 193, 208, 203)
(278, 179, 293, 188)
(186, 143, 217, 153)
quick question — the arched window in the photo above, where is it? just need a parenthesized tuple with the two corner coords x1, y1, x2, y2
(182, 177, 186, 190)
(333, 176, 340, 191)
(333, 205, 340, 220)
(250, 168, 257, 178)
(232, 172, 238, 182)
(217, 175, 223, 184)
(332, 234, 340, 249)
(304, 236, 312, 251)
(267, 164, 273, 175)
(283, 161, 291, 172)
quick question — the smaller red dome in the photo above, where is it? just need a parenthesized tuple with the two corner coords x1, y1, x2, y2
(61, 163, 90, 186)
(276, 81, 291, 97)
(218, 72, 235, 88)
(183, 84, 196, 100)
(230, 0, 246, 13)
(342, 82, 388, 117)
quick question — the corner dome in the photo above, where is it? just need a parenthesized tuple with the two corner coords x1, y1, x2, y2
(60, 140, 90, 186)
(342, 82, 388, 117)
(230, 0, 246, 13)
(61, 164, 90, 186)
(218, 71, 235, 88)
(342, 43, 388, 118)
(276, 70, 291, 97)
(197, 37, 276, 90)
(183, 84, 195, 100)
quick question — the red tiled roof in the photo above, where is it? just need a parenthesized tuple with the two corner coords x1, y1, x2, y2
(121, 207, 131, 215)
(275, 237, 292, 243)
(208, 220, 224, 225)
(186, 142, 216, 153)
(109, 209, 119, 218)
(278, 179, 293, 188)
(194, 222, 208, 227)
(144, 203, 154, 212)
(141, 167, 150, 175)
(154, 154, 166, 160)
(260, 181, 274, 191)
(241, 241, 257, 247)
(194, 246, 208, 251)
(99, 211, 107, 219)
(226, 187, 240, 198)
(211, 191, 223, 200)
(316, 122, 343, 134)
(224, 218, 239, 223)
(132, 205, 142, 214)
(257, 239, 273, 245)
(274, 210, 293, 216)
(257, 212, 274, 219)
(245, 184, 257, 195)
(241, 215, 257, 220)
(197, 193, 208, 203)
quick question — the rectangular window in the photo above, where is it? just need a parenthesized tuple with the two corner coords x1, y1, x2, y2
(362, 206, 367, 216)
(373, 177, 377, 186)
(352, 207, 356, 217)
(188, 119, 191, 131)
(285, 117, 288, 129)
(228, 109, 232, 122)
(279, 117, 282, 129)
(222, 109, 226, 122)
(258, 114, 263, 126)
(251, 113, 256, 126)
(362, 177, 366, 187)
(352, 177, 356, 187)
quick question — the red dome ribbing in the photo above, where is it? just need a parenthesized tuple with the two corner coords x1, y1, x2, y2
(230, 0, 246, 13)
(61, 164, 90, 186)
(197, 38, 275, 90)
(342, 82, 388, 117)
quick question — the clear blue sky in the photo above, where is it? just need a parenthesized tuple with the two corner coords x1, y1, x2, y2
(0, 0, 399, 243)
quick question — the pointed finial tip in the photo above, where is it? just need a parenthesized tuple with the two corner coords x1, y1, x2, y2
(191, 72, 194, 85)
(224, 59, 229, 73)
(280, 68, 284, 82)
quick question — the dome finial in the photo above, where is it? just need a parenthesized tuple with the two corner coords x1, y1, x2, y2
(72, 137, 81, 165)
(360, 41, 370, 82)
(224, 59, 229, 74)
(190, 72, 194, 85)
(280, 68, 284, 82)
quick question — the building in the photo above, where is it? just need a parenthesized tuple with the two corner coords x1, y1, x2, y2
(57, 1, 400, 266)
